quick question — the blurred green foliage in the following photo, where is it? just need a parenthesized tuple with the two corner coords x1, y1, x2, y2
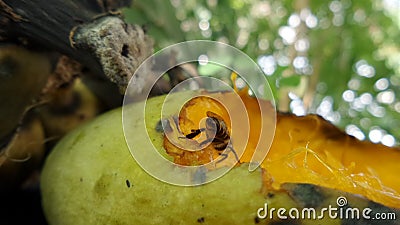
(124, 0, 400, 146)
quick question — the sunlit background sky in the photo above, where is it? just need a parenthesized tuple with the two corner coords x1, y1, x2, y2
(126, 0, 400, 146)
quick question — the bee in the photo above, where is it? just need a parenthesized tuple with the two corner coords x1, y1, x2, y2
(202, 111, 230, 150)
(183, 111, 239, 162)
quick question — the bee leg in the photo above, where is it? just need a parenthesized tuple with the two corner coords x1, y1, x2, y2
(178, 128, 206, 139)
(225, 145, 239, 162)
(228, 146, 240, 162)
(216, 146, 239, 163)
(216, 152, 228, 163)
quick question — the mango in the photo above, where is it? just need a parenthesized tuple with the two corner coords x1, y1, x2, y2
(41, 93, 399, 225)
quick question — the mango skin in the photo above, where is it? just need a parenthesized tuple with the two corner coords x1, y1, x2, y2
(41, 94, 268, 225)
(41, 93, 400, 225)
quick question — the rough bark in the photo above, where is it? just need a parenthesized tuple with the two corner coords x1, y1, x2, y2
(0, 0, 154, 154)
(0, 0, 153, 92)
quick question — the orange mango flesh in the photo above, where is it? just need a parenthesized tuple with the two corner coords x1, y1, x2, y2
(267, 113, 400, 208)
(163, 88, 400, 209)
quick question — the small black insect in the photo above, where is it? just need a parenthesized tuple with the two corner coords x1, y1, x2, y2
(201, 111, 239, 162)
(178, 112, 239, 162)
(197, 217, 205, 223)
(202, 111, 230, 150)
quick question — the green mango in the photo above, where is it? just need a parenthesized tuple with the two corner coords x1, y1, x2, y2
(41, 93, 268, 225)
(41, 93, 399, 225)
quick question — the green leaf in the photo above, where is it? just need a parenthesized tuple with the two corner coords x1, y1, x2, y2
(278, 76, 301, 87)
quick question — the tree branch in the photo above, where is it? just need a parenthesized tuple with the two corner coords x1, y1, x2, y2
(0, 0, 153, 92)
